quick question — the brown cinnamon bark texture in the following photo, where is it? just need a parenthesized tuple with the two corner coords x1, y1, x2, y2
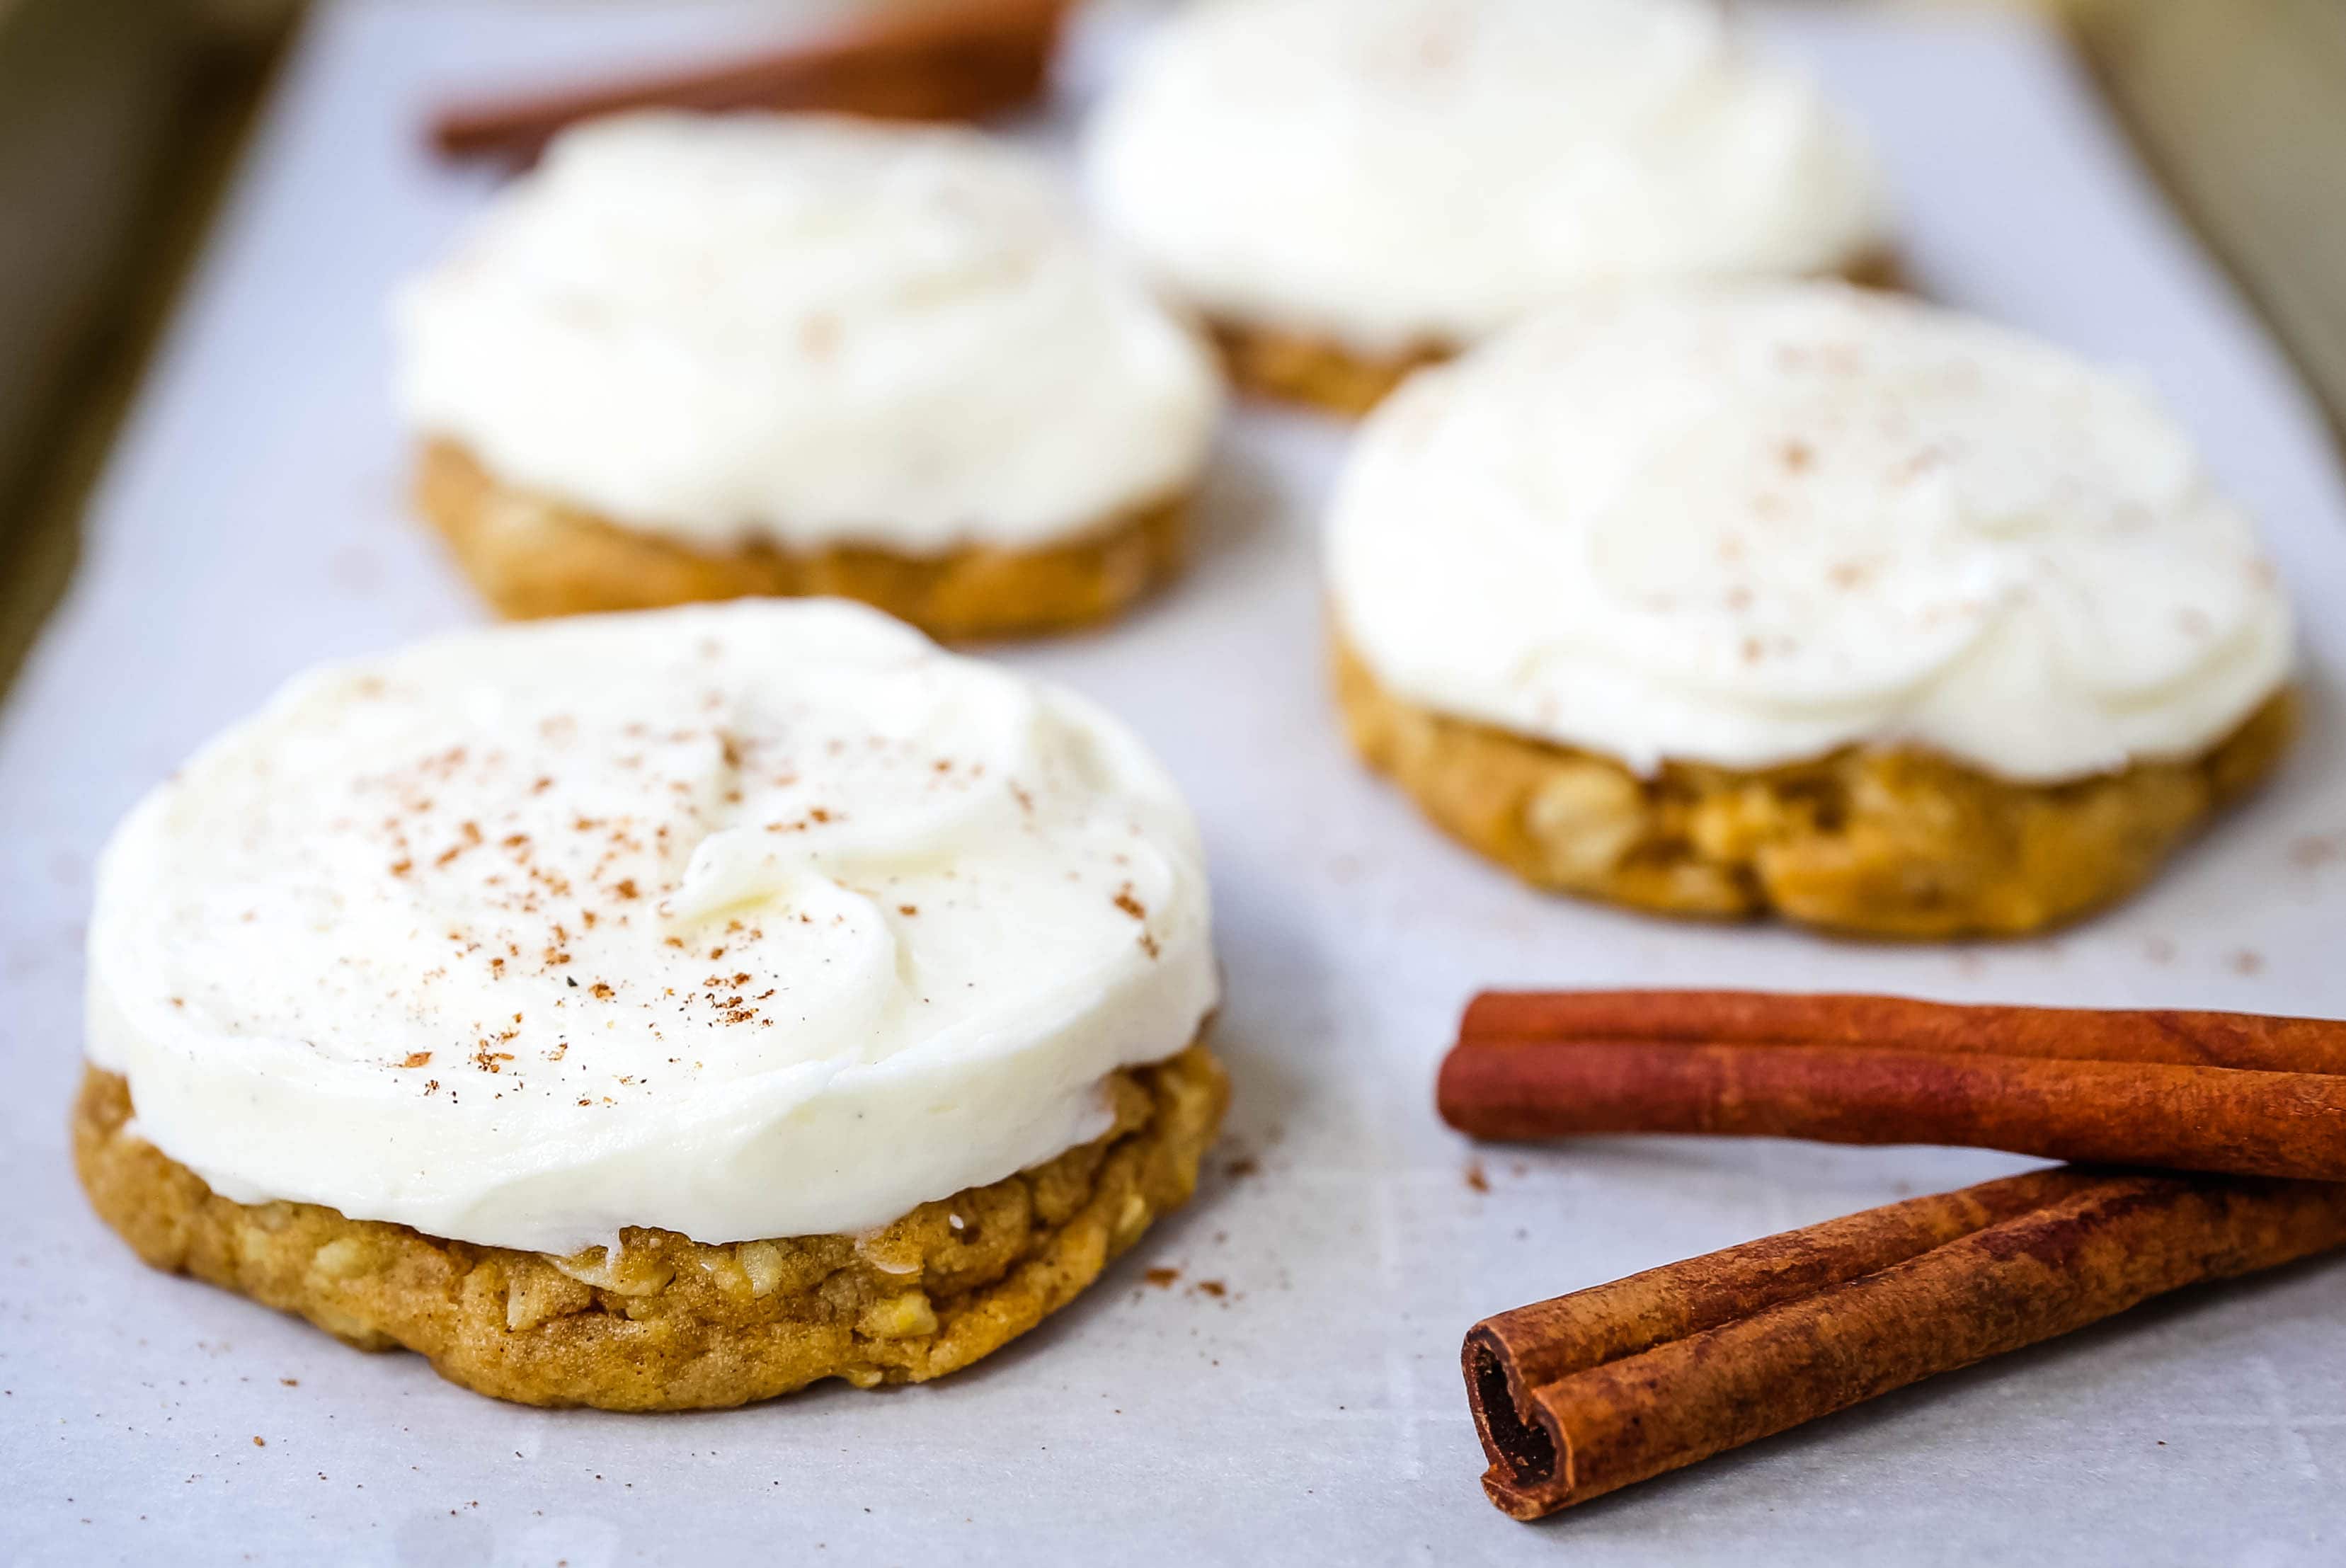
(1443, 990, 2346, 1180)
(1466, 1167, 2346, 1519)
(430, 0, 1071, 162)
(1460, 989, 2346, 1072)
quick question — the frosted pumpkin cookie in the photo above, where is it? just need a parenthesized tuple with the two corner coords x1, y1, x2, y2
(78, 600, 1226, 1407)
(1327, 285, 2296, 938)
(1084, 0, 1891, 415)
(394, 113, 1223, 637)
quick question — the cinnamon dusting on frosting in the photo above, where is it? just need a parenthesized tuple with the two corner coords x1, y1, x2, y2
(85, 601, 1218, 1252)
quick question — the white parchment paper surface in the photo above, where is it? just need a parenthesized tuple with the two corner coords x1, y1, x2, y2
(4, 4, 2344, 1563)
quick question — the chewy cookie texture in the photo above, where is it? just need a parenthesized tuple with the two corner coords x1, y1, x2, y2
(79, 601, 1224, 1402)
(1324, 285, 2299, 930)
(1209, 251, 1899, 418)
(76, 1046, 1226, 1410)
(1085, 0, 1892, 416)
(1336, 640, 2294, 939)
(416, 440, 1187, 639)
(394, 114, 1220, 635)
(1209, 321, 1446, 419)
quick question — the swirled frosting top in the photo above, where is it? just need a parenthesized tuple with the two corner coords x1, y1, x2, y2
(1085, 0, 1890, 354)
(1327, 285, 2293, 781)
(87, 600, 1218, 1252)
(396, 113, 1222, 553)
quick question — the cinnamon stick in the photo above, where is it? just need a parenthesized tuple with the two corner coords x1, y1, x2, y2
(1442, 990, 2346, 1180)
(1460, 988, 2346, 1072)
(430, 0, 1072, 163)
(1467, 1167, 2346, 1519)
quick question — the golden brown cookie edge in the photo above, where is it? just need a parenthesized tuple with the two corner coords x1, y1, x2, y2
(1331, 634, 2293, 939)
(414, 438, 1189, 641)
(1211, 250, 1906, 418)
(74, 1041, 1228, 1410)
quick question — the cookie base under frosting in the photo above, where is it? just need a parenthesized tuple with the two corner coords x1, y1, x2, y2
(1334, 638, 2292, 938)
(1211, 320, 1447, 418)
(417, 440, 1187, 639)
(1215, 252, 1903, 417)
(74, 1043, 1227, 1410)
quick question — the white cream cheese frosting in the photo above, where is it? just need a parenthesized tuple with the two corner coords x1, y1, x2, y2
(1327, 284, 2295, 783)
(394, 113, 1223, 554)
(86, 600, 1218, 1254)
(1083, 0, 1892, 357)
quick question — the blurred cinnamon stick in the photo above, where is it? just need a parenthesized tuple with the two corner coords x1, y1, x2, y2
(1441, 990, 2346, 1180)
(1458, 990, 2346, 1072)
(1467, 1166, 2346, 1519)
(430, 0, 1073, 163)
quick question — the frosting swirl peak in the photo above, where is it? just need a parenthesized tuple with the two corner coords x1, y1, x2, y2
(88, 601, 1218, 1252)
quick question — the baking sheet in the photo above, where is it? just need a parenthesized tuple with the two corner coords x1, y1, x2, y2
(6, 3, 2346, 1563)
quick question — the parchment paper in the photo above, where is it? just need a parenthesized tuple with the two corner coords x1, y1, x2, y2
(5, 4, 2344, 1563)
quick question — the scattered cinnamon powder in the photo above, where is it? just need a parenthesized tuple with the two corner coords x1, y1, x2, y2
(2291, 835, 2341, 871)
(1144, 1267, 1180, 1288)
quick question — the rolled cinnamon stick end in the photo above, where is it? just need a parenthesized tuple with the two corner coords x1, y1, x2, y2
(1438, 1038, 2346, 1180)
(1467, 1168, 2082, 1436)
(1467, 1169, 2346, 1520)
(430, 0, 1072, 163)
(1460, 990, 2346, 1075)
